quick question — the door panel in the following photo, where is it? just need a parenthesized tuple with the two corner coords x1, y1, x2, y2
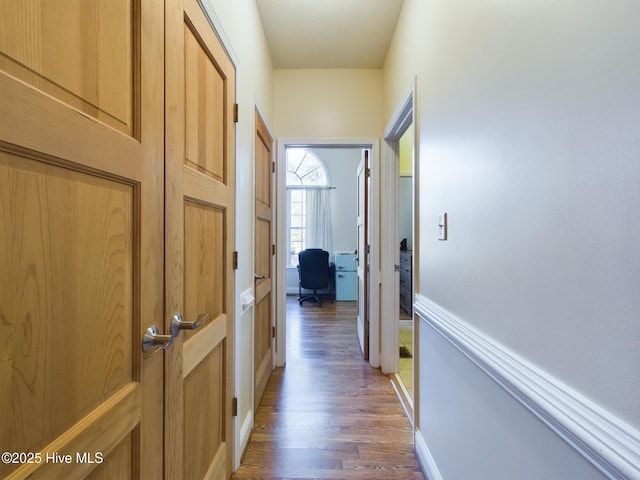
(357, 151, 370, 360)
(184, 25, 225, 182)
(165, 0, 235, 478)
(184, 201, 225, 341)
(0, 0, 134, 134)
(182, 201, 226, 477)
(254, 111, 274, 410)
(0, 0, 164, 478)
(89, 434, 133, 480)
(183, 345, 225, 479)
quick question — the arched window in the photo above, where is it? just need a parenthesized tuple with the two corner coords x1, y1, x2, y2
(286, 148, 329, 267)
(286, 148, 328, 186)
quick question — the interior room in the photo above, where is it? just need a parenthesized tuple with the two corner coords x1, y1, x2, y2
(284, 147, 362, 298)
(397, 122, 415, 398)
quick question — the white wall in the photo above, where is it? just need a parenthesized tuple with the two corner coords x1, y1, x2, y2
(384, 0, 640, 478)
(199, 0, 274, 469)
(310, 148, 360, 254)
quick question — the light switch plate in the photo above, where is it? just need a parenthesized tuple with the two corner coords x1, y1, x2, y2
(438, 212, 448, 240)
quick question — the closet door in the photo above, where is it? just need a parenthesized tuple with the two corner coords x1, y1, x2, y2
(0, 1, 165, 478)
(165, 0, 236, 478)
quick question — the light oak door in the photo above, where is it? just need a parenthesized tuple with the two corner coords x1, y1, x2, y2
(253, 110, 274, 410)
(165, 0, 236, 478)
(0, 1, 164, 479)
(356, 150, 370, 360)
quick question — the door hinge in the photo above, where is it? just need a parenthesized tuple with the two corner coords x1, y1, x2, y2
(272, 244, 276, 256)
(233, 251, 238, 270)
(233, 103, 239, 123)
(232, 397, 238, 417)
(366, 167, 371, 177)
(272, 161, 275, 173)
(272, 326, 276, 338)
(365, 244, 370, 255)
(394, 264, 401, 272)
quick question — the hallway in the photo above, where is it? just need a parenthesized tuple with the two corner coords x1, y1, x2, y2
(232, 297, 425, 479)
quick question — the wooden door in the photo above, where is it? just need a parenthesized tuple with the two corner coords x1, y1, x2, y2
(254, 111, 274, 410)
(356, 150, 370, 360)
(165, 0, 236, 478)
(0, 1, 164, 478)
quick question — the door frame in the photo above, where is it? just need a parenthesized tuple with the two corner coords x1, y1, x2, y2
(380, 80, 417, 376)
(275, 138, 381, 368)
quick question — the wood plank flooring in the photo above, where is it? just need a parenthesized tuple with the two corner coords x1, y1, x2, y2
(231, 297, 426, 480)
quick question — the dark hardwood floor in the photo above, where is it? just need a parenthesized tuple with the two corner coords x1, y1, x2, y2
(231, 296, 426, 480)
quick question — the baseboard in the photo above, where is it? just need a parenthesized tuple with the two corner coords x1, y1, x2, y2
(239, 410, 253, 463)
(415, 428, 443, 480)
(414, 294, 640, 480)
(389, 374, 414, 427)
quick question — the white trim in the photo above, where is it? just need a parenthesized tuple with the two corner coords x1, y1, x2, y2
(384, 82, 415, 140)
(415, 429, 443, 480)
(275, 139, 287, 367)
(381, 80, 415, 375)
(414, 294, 640, 480)
(254, 97, 274, 141)
(276, 138, 381, 368)
(235, 410, 253, 468)
(197, 0, 240, 68)
(233, 301, 253, 470)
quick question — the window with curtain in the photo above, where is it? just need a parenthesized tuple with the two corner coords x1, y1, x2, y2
(286, 148, 332, 267)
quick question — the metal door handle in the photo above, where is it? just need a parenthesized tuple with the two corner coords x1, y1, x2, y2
(142, 325, 174, 359)
(142, 313, 208, 359)
(171, 313, 208, 337)
(254, 273, 266, 280)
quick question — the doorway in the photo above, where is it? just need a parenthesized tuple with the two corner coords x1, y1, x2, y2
(380, 81, 417, 415)
(275, 140, 380, 369)
(397, 123, 415, 398)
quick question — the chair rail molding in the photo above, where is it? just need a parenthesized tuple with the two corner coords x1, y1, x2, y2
(414, 294, 640, 480)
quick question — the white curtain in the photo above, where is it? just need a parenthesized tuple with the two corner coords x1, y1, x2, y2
(306, 188, 333, 255)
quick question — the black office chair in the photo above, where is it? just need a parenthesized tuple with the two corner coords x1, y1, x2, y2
(297, 249, 331, 307)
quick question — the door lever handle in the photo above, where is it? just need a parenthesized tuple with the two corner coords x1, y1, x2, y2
(142, 326, 174, 359)
(142, 313, 208, 359)
(171, 313, 208, 337)
(254, 273, 266, 281)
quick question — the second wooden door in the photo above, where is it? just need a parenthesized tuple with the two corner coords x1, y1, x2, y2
(253, 111, 275, 410)
(164, 0, 236, 478)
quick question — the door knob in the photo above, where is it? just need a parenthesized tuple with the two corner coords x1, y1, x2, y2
(142, 325, 174, 359)
(171, 313, 208, 337)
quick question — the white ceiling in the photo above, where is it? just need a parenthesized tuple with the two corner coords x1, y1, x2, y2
(255, 0, 405, 69)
